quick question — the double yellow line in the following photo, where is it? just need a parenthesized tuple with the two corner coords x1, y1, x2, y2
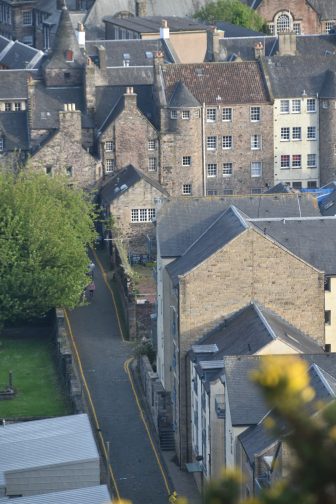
(64, 250, 172, 500)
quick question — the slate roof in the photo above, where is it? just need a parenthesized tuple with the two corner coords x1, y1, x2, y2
(250, 216, 336, 274)
(0, 71, 28, 99)
(0, 486, 111, 504)
(161, 61, 270, 104)
(0, 112, 29, 151)
(166, 206, 248, 286)
(31, 82, 86, 130)
(85, 39, 167, 68)
(223, 354, 336, 426)
(216, 21, 265, 37)
(103, 16, 207, 33)
(264, 54, 336, 98)
(44, 5, 85, 70)
(157, 194, 320, 258)
(168, 80, 200, 107)
(84, 0, 214, 39)
(192, 303, 323, 358)
(100, 164, 168, 204)
(95, 84, 157, 131)
(0, 414, 99, 483)
(103, 66, 154, 86)
(0, 41, 44, 70)
(265, 183, 292, 194)
(308, 0, 336, 20)
(218, 34, 336, 62)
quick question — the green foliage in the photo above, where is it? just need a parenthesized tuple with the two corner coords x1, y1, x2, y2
(193, 0, 268, 33)
(0, 171, 97, 325)
(134, 338, 156, 366)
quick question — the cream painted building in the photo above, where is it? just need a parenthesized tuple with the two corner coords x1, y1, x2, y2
(274, 96, 319, 189)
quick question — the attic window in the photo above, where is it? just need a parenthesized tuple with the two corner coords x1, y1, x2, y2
(123, 53, 130, 60)
(145, 51, 153, 59)
(195, 68, 204, 76)
(0, 138, 4, 151)
(65, 50, 74, 62)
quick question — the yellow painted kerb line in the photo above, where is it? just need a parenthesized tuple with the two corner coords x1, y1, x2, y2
(92, 248, 126, 342)
(124, 357, 172, 496)
(64, 309, 121, 500)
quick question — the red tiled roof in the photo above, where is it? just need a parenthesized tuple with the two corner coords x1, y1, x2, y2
(161, 61, 270, 105)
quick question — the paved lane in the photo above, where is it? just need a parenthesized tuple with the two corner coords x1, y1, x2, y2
(66, 250, 171, 504)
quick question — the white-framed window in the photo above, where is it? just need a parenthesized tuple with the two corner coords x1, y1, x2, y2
(292, 99, 301, 113)
(281, 155, 290, 168)
(307, 181, 317, 189)
(307, 98, 316, 112)
(325, 21, 335, 33)
(105, 159, 115, 173)
(307, 153, 317, 168)
(148, 158, 157, 171)
(280, 100, 290, 113)
(182, 184, 192, 195)
(207, 163, 217, 177)
(292, 127, 301, 140)
(292, 182, 302, 190)
(171, 110, 178, 119)
(277, 13, 291, 33)
(251, 134, 261, 150)
(223, 162, 232, 176)
(307, 126, 316, 140)
(292, 154, 302, 168)
(148, 139, 156, 150)
(206, 108, 216, 122)
(131, 208, 156, 223)
(22, 10, 33, 25)
(222, 107, 232, 121)
(66, 166, 73, 177)
(182, 110, 190, 120)
(182, 156, 191, 166)
(207, 136, 217, 150)
(280, 127, 290, 141)
(222, 135, 232, 149)
(322, 100, 328, 109)
(268, 23, 275, 35)
(250, 106, 260, 122)
(207, 189, 217, 196)
(293, 22, 301, 35)
(5, 103, 11, 112)
(0, 138, 4, 151)
(105, 141, 114, 151)
(251, 161, 262, 177)
(14, 102, 21, 112)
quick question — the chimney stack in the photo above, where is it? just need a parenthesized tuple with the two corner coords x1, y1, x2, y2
(135, 0, 147, 17)
(160, 19, 170, 40)
(97, 45, 106, 71)
(76, 22, 85, 48)
(254, 41, 265, 59)
(278, 31, 296, 56)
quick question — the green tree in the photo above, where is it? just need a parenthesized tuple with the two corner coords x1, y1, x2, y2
(193, 0, 268, 33)
(0, 171, 97, 326)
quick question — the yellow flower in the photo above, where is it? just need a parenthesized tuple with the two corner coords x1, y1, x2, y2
(329, 425, 336, 441)
(251, 356, 309, 394)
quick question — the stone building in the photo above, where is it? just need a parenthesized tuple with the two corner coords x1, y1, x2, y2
(155, 59, 274, 196)
(242, 0, 336, 35)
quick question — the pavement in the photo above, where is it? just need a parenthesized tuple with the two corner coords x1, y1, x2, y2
(66, 247, 201, 504)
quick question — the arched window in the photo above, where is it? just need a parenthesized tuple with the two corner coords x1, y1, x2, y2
(277, 13, 291, 33)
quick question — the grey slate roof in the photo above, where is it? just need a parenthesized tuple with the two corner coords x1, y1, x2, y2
(265, 182, 292, 194)
(84, 0, 214, 39)
(104, 65, 154, 86)
(308, 0, 336, 20)
(0, 414, 99, 485)
(103, 16, 207, 33)
(192, 303, 323, 358)
(264, 54, 336, 98)
(216, 21, 265, 37)
(96, 84, 157, 131)
(0, 41, 44, 70)
(250, 216, 336, 274)
(166, 206, 248, 286)
(31, 82, 86, 130)
(100, 164, 168, 203)
(157, 194, 320, 258)
(0, 112, 29, 151)
(223, 354, 336, 426)
(0, 71, 28, 99)
(0, 486, 111, 504)
(85, 39, 166, 68)
(169, 81, 200, 107)
(44, 5, 85, 70)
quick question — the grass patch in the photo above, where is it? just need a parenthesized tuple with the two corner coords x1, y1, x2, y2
(0, 332, 72, 419)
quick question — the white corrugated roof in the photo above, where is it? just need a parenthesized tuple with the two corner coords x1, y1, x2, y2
(0, 414, 99, 478)
(0, 485, 111, 504)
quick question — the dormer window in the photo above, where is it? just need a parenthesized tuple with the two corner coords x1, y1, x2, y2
(0, 138, 4, 152)
(65, 50, 74, 62)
